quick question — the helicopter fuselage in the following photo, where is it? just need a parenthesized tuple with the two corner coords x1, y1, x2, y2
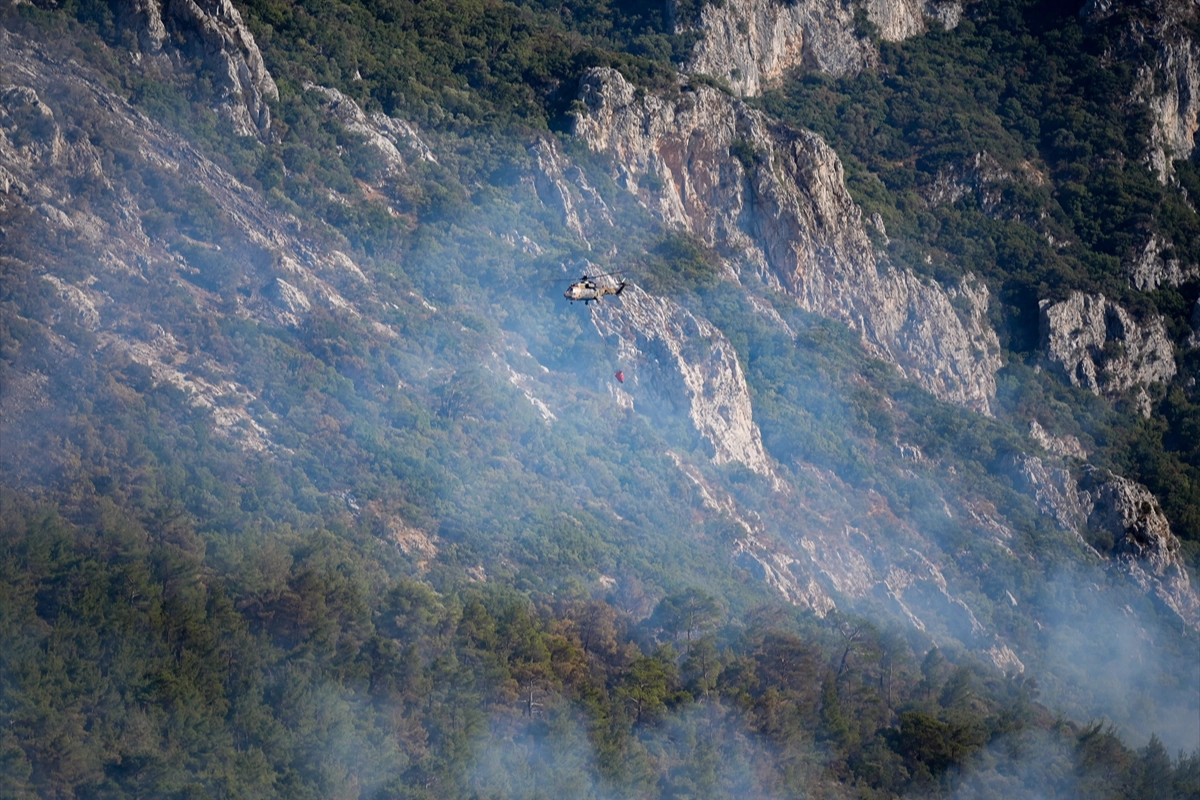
(564, 278, 626, 304)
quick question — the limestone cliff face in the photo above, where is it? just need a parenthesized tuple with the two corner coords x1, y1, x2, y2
(528, 138, 614, 248)
(1004, 453, 1089, 536)
(307, 84, 435, 177)
(679, 0, 874, 95)
(1039, 292, 1175, 414)
(592, 286, 774, 475)
(1083, 0, 1200, 179)
(1080, 470, 1200, 628)
(676, 0, 960, 95)
(114, 0, 278, 137)
(1125, 233, 1199, 290)
(1029, 419, 1089, 460)
(573, 67, 1002, 414)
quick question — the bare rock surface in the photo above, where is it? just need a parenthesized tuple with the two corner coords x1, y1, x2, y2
(1080, 470, 1200, 629)
(592, 285, 773, 475)
(573, 67, 1002, 413)
(1004, 453, 1088, 536)
(1125, 233, 1198, 290)
(528, 138, 613, 247)
(677, 0, 960, 95)
(306, 83, 435, 174)
(1040, 292, 1176, 412)
(1084, 0, 1200, 179)
(0, 30, 369, 451)
(110, 0, 278, 136)
(1029, 420, 1089, 460)
(922, 151, 1011, 212)
(680, 0, 875, 95)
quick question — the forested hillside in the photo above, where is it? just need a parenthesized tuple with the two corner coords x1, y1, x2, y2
(1, 0, 1199, 796)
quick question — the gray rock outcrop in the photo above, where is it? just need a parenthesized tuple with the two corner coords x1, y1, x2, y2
(573, 67, 1002, 414)
(117, 0, 279, 137)
(1004, 452, 1088, 535)
(1003, 447, 1199, 629)
(679, 0, 875, 95)
(592, 285, 774, 476)
(528, 138, 614, 247)
(122, 0, 169, 53)
(1029, 420, 1088, 459)
(1079, 470, 1200, 629)
(1083, 0, 1200, 180)
(1040, 292, 1175, 413)
(676, 0, 961, 95)
(922, 151, 1011, 212)
(1125, 233, 1198, 290)
(306, 83, 435, 171)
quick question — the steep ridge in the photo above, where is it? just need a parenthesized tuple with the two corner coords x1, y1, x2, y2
(306, 83, 436, 176)
(1005, 450, 1199, 629)
(1080, 469, 1200, 628)
(115, 0, 278, 137)
(572, 67, 1003, 414)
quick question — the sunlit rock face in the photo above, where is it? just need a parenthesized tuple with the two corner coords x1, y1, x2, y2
(674, 0, 960, 95)
(1003, 452, 1089, 536)
(306, 84, 436, 177)
(113, 0, 278, 137)
(572, 67, 1002, 414)
(528, 138, 614, 249)
(1125, 233, 1199, 290)
(1083, 0, 1200, 180)
(1039, 292, 1175, 414)
(1080, 470, 1200, 629)
(678, 0, 874, 95)
(592, 286, 774, 476)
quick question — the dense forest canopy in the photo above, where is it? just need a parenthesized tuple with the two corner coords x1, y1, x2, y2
(1, 0, 1199, 796)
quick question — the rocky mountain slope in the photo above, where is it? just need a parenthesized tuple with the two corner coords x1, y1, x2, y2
(0, 28, 369, 458)
(2, 0, 1199, 780)
(5, 0, 1196, 650)
(121, 0, 277, 136)
(572, 67, 1004, 414)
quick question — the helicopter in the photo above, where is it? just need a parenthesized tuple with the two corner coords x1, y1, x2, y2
(562, 271, 629, 304)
